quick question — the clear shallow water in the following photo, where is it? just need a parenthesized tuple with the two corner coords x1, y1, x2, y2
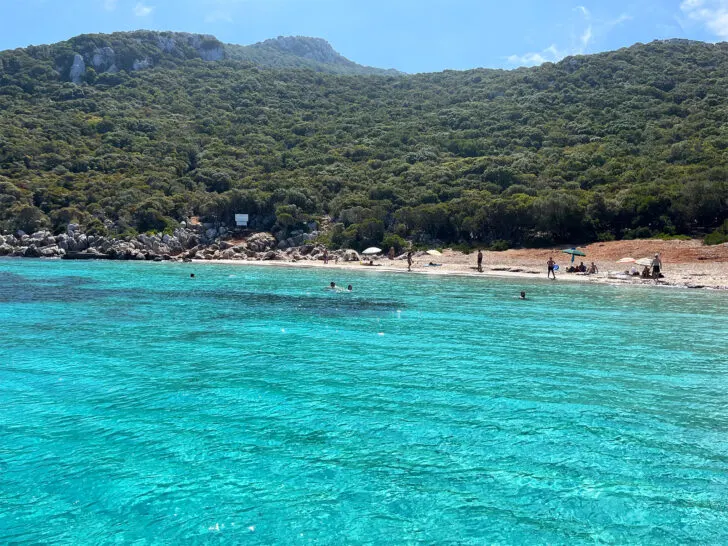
(1, 259, 727, 544)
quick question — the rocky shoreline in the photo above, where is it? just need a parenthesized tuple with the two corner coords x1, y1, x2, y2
(0, 224, 361, 264)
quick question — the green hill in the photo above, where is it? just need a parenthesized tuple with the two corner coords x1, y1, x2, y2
(0, 33, 727, 249)
(225, 36, 401, 76)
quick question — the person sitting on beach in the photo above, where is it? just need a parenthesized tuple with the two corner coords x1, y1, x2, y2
(587, 262, 598, 274)
(578, 261, 587, 273)
(641, 265, 651, 278)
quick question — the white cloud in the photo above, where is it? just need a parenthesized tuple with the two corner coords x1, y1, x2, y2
(581, 25, 593, 49)
(507, 44, 565, 67)
(507, 5, 633, 67)
(133, 2, 154, 16)
(607, 13, 632, 27)
(680, 0, 728, 39)
(205, 9, 234, 23)
(574, 5, 591, 19)
(104, 0, 118, 11)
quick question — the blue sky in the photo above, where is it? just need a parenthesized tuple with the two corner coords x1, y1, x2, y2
(3, 0, 727, 72)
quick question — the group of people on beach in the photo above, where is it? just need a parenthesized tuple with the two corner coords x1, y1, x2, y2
(563, 261, 598, 274)
(323, 246, 664, 283)
(547, 256, 599, 278)
(546, 253, 663, 279)
(631, 254, 663, 279)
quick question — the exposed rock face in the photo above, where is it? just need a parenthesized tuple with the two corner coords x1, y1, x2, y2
(198, 46, 224, 61)
(62, 32, 227, 83)
(91, 47, 117, 73)
(157, 35, 177, 53)
(69, 54, 85, 84)
(264, 36, 341, 63)
(132, 58, 152, 71)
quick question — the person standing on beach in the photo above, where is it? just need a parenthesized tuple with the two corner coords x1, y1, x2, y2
(477, 250, 483, 272)
(323, 249, 329, 264)
(652, 253, 662, 279)
(547, 256, 556, 279)
(388, 247, 395, 260)
(407, 251, 413, 271)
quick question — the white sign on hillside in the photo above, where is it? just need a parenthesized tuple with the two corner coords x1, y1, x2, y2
(235, 214, 249, 227)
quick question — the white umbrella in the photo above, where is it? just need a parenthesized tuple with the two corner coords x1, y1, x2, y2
(426, 249, 442, 256)
(362, 247, 382, 255)
(617, 257, 636, 263)
(635, 257, 653, 267)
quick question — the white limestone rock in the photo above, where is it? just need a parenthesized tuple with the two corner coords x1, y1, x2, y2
(69, 54, 86, 84)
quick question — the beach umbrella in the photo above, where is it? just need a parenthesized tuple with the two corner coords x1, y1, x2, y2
(562, 247, 586, 263)
(617, 257, 636, 263)
(635, 257, 653, 267)
(426, 249, 442, 256)
(362, 247, 382, 255)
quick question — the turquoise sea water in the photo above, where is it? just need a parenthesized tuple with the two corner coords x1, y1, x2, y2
(1, 259, 727, 544)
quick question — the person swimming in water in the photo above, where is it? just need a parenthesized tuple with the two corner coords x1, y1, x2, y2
(347, 285, 353, 291)
(520, 291, 526, 299)
(328, 281, 336, 290)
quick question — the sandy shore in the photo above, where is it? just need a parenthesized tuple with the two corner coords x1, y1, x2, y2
(196, 239, 728, 290)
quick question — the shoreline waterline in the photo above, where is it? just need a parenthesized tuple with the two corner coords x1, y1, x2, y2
(193, 257, 727, 291)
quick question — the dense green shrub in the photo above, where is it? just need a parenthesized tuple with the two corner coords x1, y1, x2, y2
(489, 240, 510, 251)
(382, 234, 407, 254)
(0, 34, 727, 247)
(704, 221, 728, 245)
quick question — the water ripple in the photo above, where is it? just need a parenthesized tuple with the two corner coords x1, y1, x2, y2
(1, 260, 727, 543)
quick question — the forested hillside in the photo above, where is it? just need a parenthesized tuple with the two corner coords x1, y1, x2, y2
(1, 32, 727, 249)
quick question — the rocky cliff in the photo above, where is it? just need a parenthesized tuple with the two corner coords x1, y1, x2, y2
(1, 31, 398, 85)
